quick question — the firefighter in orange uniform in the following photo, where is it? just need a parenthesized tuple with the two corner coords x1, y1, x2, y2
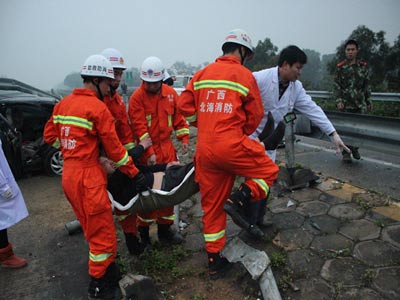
(128, 56, 189, 247)
(177, 29, 279, 279)
(101, 48, 151, 256)
(44, 54, 149, 300)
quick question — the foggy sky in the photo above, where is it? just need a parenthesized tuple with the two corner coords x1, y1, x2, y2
(1, 0, 399, 90)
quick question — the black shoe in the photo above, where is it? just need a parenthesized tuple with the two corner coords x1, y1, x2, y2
(342, 150, 352, 163)
(248, 224, 265, 239)
(124, 232, 145, 255)
(88, 263, 121, 300)
(157, 224, 184, 244)
(348, 145, 361, 160)
(208, 252, 232, 280)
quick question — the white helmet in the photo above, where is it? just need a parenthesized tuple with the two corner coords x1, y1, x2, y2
(222, 28, 254, 56)
(140, 56, 164, 82)
(81, 54, 114, 79)
(101, 48, 126, 70)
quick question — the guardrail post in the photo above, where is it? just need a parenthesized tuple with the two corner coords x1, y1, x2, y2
(285, 121, 295, 168)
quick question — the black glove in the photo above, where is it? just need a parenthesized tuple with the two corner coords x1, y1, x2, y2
(133, 172, 148, 193)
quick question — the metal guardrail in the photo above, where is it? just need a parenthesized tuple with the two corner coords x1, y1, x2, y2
(323, 110, 400, 145)
(307, 91, 400, 102)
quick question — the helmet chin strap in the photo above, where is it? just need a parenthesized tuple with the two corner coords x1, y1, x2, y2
(109, 85, 116, 97)
(239, 47, 247, 65)
(92, 78, 104, 100)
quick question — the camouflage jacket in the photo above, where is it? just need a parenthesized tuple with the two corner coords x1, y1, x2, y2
(333, 59, 371, 111)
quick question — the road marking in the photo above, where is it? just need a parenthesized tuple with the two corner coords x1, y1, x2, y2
(297, 142, 400, 169)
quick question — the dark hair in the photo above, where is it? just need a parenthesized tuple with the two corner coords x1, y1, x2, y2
(222, 42, 252, 57)
(278, 45, 307, 67)
(345, 39, 359, 49)
(81, 75, 105, 83)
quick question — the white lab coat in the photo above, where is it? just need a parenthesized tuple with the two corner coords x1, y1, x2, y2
(0, 139, 28, 230)
(251, 66, 335, 161)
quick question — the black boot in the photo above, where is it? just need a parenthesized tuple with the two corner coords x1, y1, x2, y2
(138, 226, 152, 251)
(88, 263, 121, 300)
(258, 111, 275, 141)
(224, 184, 252, 231)
(245, 199, 266, 240)
(262, 121, 285, 150)
(207, 252, 232, 280)
(225, 184, 265, 239)
(124, 232, 145, 255)
(157, 224, 184, 244)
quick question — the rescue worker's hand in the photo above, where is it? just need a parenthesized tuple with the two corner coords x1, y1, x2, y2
(1, 185, 14, 200)
(139, 136, 152, 150)
(329, 131, 350, 155)
(133, 172, 149, 192)
(337, 102, 345, 112)
(181, 143, 189, 155)
(147, 154, 156, 166)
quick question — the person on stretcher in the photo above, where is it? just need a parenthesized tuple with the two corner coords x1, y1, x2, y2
(100, 114, 285, 239)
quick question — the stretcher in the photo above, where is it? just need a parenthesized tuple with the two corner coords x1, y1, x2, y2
(109, 165, 199, 214)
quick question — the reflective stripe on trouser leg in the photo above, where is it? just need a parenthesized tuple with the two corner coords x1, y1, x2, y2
(137, 212, 156, 227)
(197, 168, 235, 253)
(115, 208, 138, 234)
(86, 208, 117, 278)
(61, 165, 117, 279)
(156, 206, 174, 225)
(244, 178, 270, 202)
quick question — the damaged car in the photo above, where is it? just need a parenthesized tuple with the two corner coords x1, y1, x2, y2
(0, 78, 62, 176)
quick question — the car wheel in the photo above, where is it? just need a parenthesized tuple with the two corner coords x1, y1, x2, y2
(44, 148, 63, 176)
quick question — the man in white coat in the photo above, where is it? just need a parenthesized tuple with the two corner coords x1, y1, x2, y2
(0, 139, 28, 268)
(249, 45, 349, 225)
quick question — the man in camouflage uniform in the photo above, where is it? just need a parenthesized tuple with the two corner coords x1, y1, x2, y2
(333, 39, 372, 162)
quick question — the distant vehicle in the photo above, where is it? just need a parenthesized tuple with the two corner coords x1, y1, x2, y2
(172, 75, 193, 95)
(0, 78, 62, 177)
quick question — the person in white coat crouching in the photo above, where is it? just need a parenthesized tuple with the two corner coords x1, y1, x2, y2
(0, 139, 29, 268)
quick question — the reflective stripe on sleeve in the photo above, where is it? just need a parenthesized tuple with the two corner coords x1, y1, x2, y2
(185, 114, 197, 123)
(175, 128, 189, 137)
(139, 132, 149, 141)
(124, 142, 135, 150)
(113, 151, 129, 168)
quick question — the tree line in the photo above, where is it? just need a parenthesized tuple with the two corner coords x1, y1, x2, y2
(63, 25, 399, 93)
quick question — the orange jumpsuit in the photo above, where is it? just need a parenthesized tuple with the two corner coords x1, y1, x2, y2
(104, 92, 138, 236)
(128, 83, 189, 226)
(44, 88, 139, 278)
(178, 56, 279, 253)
